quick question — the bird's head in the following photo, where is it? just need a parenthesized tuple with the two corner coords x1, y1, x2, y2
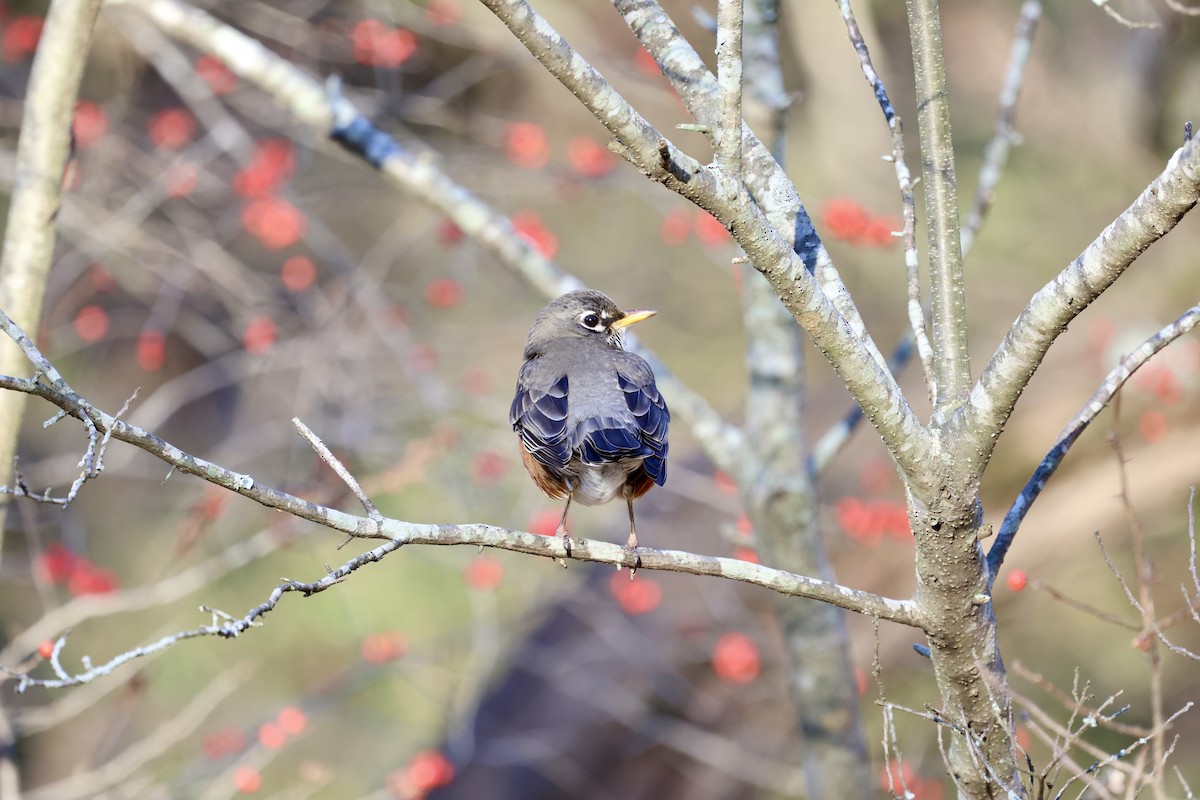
(524, 289, 657, 356)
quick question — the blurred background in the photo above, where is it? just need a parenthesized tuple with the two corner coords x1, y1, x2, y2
(1, 0, 1199, 796)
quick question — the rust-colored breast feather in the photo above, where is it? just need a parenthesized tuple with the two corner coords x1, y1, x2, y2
(519, 443, 569, 499)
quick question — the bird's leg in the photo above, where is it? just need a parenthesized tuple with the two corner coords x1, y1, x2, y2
(624, 485, 639, 551)
(557, 481, 574, 561)
(623, 486, 642, 575)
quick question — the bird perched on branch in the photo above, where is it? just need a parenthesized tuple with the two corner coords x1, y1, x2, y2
(510, 290, 669, 551)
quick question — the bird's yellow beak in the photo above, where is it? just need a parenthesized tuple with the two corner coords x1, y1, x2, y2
(611, 309, 657, 329)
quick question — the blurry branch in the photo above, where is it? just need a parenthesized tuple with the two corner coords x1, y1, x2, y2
(807, 336, 913, 475)
(835, 0, 932, 400)
(107, 0, 743, 479)
(13, 667, 139, 735)
(906, 0, 968, 417)
(2, 536, 404, 691)
(959, 0, 1042, 257)
(965, 134, 1200, 472)
(987, 304, 1200, 579)
(22, 667, 247, 800)
(0, 3, 104, 794)
(0, 529, 284, 672)
(0, 0, 105, 545)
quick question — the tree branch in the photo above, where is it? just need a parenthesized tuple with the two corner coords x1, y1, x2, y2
(715, 0, 744, 182)
(987, 304, 1200, 581)
(906, 0, 969, 416)
(964, 135, 1200, 472)
(835, 0, 932, 401)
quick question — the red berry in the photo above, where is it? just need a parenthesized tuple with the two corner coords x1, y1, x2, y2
(505, 122, 550, 169)
(148, 108, 196, 150)
(196, 54, 236, 95)
(528, 508, 561, 537)
(567, 137, 617, 178)
(352, 20, 417, 68)
(694, 211, 731, 248)
(407, 750, 455, 791)
(361, 631, 406, 664)
(37, 640, 54, 659)
(609, 571, 662, 615)
(277, 706, 307, 735)
(822, 198, 872, 244)
(1006, 569, 1028, 592)
(1, 16, 44, 63)
(35, 543, 79, 584)
(242, 316, 277, 354)
(73, 304, 109, 343)
(258, 722, 285, 749)
(424, 277, 465, 309)
(658, 210, 690, 246)
(712, 632, 760, 684)
(233, 765, 262, 794)
(732, 546, 759, 564)
(512, 212, 557, 259)
(136, 330, 167, 372)
(280, 256, 317, 292)
(1139, 410, 1168, 444)
(73, 101, 108, 148)
(465, 556, 503, 590)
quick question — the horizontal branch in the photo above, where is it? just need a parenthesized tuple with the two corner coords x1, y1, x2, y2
(0, 375, 921, 638)
(964, 135, 1200, 471)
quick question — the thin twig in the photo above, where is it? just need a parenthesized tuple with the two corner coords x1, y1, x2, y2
(1011, 661, 1148, 737)
(292, 417, 383, 526)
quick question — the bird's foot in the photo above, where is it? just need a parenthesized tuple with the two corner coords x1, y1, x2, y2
(624, 532, 641, 575)
(557, 527, 572, 568)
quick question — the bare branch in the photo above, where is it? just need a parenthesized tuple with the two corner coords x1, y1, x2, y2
(960, 0, 1042, 257)
(906, 0, 969, 417)
(988, 304, 1200, 578)
(966, 136, 1200, 471)
(715, 0, 744, 182)
(292, 417, 383, 526)
(21, 668, 246, 800)
(0, 528, 283, 671)
(834, 0, 932, 399)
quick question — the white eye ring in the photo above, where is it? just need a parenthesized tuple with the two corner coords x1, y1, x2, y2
(580, 312, 604, 330)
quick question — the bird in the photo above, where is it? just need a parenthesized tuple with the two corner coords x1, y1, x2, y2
(510, 289, 669, 552)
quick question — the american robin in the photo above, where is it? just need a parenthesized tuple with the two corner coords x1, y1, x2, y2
(510, 290, 669, 551)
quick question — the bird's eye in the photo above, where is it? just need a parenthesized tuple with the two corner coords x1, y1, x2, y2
(582, 313, 601, 329)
